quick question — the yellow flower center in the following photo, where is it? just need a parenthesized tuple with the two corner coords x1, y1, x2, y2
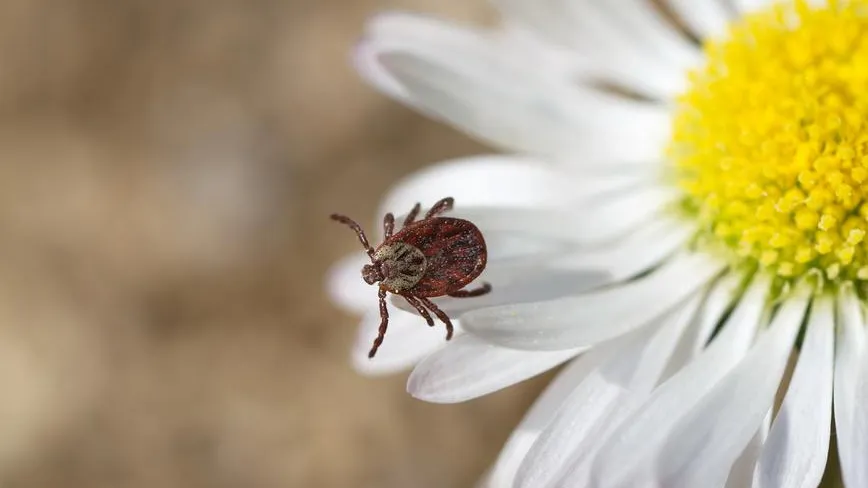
(673, 0, 868, 283)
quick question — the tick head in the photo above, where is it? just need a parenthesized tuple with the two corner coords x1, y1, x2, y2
(361, 263, 383, 285)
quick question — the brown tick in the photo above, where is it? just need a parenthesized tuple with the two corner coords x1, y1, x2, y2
(331, 197, 491, 358)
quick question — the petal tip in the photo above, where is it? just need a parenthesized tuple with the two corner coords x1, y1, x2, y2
(406, 375, 444, 403)
(406, 361, 474, 404)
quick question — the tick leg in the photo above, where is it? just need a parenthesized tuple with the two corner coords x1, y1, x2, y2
(403, 203, 421, 228)
(425, 197, 454, 219)
(330, 214, 375, 259)
(369, 288, 389, 358)
(383, 212, 395, 239)
(403, 295, 434, 326)
(447, 282, 492, 298)
(418, 297, 454, 340)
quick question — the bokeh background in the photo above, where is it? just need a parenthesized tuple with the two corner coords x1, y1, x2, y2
(0, 0, 552, 487)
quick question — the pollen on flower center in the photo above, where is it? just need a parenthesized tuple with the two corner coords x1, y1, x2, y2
(672, 0, 868, 283)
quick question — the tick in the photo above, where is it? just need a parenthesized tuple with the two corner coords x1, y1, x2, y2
(331, 197, 492, 358)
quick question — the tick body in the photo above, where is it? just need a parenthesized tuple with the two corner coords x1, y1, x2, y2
(331, 197, 491, 358)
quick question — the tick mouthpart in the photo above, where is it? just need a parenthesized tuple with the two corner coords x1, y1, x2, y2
(361, 263, 382, 285)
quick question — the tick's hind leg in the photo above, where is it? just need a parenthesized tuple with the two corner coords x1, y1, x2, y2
(369, 288, 389, 358)
(425, 197, 454, 219)
(418, 297, 454, 340)
(403, 295, 434, 326)
(448, 282, 492, 298)
(403, 203, 421, 227)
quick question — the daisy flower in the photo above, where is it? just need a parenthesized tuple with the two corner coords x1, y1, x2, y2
(327, 0, 868, 486)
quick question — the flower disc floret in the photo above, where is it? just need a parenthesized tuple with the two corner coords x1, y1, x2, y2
(672, 0, 868, 283)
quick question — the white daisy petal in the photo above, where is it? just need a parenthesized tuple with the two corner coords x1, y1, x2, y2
(416, 194, 676, 259)
(355, 41, 410, 103)
(388, 203, 685, 320)
(474, 229, 574, 264)
(394, 218, 691, 317)
(406, 334, 582, 403)
(360, 43, 671, 162)
(730, 0, 768, 14)
(340, 3, 868, 488)
(394, 217, 691, 319)
(429, 207, 580, 243)
(690, 273, 742, 356)
(351, 308, 461, 376)
(327, 252, 373, 313)
(392, 267, 611, 316)
(514, 293, 702, 488)
(493, 0, 696, 98)
(481, 356, 604, 488)
(461, 252, 724, 351)
(362, 11, 593, 88)
(391, 207, 582, 267)
(753, 296, 833, 488)
(731, 0, 827, 15)
(377, 155, 570, 226)
(834, 285, 868, 488)
(551, 285, 725, 487)
(397, 208, 583, 264)
(664, 0, 732, 40)
(441, 186, 677, 249)
(553, 217, 693, 282)
(489, 0, 585, 51)
(662, 273, 741, 381)
(727, 414, 770, 488)
(565, 186, 680, 246)
(563, 170, 659, 202)
(595, 0, 702, 66)
(492, 22, 593, 81)
(364, 11, 486, 54)
(588, 276, 770, 488)
(731, 0, 779, 14)
(332, 156, 569, 312)
(362, 15, 670, 175)
(360, 19, 674, 170)
(356, 12, 508, 104)
(654, 289, 810, 488)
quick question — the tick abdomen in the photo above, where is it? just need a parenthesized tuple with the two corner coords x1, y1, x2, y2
(375, 241, 427, 292)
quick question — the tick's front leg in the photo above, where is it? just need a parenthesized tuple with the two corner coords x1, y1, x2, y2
(330, 214, 375, 258)
(383, 212, 395, 239)
(425, 197, 454, 219)
(403, 203, 421, 228)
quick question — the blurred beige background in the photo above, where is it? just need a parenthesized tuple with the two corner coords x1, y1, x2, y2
(0, 0, 551, 487)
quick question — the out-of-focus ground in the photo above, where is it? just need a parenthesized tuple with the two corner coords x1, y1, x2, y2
(0, 0, 550, 487)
